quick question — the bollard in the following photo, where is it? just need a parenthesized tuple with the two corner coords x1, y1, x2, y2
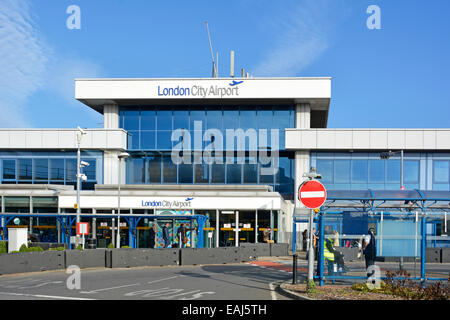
(292, 254, 298, 284)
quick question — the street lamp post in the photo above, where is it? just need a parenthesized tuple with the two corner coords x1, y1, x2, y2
(116, 152, 130, 249)
(76, 127, 86, 247)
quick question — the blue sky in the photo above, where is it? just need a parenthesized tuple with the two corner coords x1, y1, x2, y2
(0, 0, 449, 129)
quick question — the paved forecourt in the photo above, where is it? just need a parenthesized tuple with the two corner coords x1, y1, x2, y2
(0, 262, 293, 300)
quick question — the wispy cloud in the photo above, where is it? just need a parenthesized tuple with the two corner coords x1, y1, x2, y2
(0, 0, 49, 127)
(252, 0, 351, 77)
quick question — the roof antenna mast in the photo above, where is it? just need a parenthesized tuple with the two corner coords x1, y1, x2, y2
(205, 21, 218, 78)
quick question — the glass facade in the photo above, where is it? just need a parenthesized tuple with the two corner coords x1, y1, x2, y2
(121, 105, 295, 198)
(0, 152, 101, 190)
(313, 152, 422, 190)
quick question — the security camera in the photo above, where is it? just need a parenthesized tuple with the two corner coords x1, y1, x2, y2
(81, 174, 88, 181)
(80, 161, 90, 167)
(77, 126, 86, 135)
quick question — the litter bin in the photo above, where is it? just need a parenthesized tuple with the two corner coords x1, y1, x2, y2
(87, 238, 97, 249)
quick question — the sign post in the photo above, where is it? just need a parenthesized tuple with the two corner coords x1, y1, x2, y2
(298, 178, 327, 286)
(77, 222, 89, 250)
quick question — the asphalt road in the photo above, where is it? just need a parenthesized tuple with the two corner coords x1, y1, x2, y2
(0, 262, 293, 300)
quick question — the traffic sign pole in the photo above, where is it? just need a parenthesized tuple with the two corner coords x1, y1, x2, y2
(298, 179, 327, 286)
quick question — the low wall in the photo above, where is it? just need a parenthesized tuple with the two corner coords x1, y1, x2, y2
(0, 243, 291, 275)
(65, 249, 108, 269)
(239, 243, 271, 257)
(180, 247, 240, 265)
(441, 248, 450, 263)
(426, 248, 442, 263)
(0, 251, 65, 275)
(109, 248, 179, 268)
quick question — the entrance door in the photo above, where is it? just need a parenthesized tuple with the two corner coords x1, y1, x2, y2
(219, 211, 236, 247)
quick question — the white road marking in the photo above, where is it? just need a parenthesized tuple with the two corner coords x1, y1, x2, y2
(0, 291, 95, 300)
(18, 281, 63, 289)
(80, 283, 140, 294)
(269, 282, 278, 301)
(147, 275, 181, 284)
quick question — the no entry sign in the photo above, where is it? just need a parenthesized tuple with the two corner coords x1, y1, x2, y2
(77, 222, 89, 236)
(298, 180, 327, 209)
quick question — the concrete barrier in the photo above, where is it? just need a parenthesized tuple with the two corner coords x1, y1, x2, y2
(180, 247, 240, 265)
(270, 243, 289, 257)
(426, 248, 441, 263)
(441, 248, 450, 263)
(0, 251, 65, 275)
(65, 249, 107, 269)
(239, 243, 271, 257)
(110, 248, 178, 268)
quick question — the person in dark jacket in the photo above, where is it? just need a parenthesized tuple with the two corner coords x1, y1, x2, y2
(148, 224, 157, 248)
(162, 222, 170, 248)
(363, 227, 377, 271)
(177, 223, 196, 248)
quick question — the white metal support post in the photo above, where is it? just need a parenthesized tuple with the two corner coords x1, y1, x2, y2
(116, 152, 129, 248)
(76, 127, 86, 247)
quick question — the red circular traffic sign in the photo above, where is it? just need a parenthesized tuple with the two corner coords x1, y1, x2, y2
(298, 180, 327, 209)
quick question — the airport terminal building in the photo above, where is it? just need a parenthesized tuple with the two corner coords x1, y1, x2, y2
(0, 77, 449, 249)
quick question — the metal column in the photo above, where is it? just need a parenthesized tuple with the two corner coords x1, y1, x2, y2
(255, 209, 258, 243)
(215, 209, 219, 248)
(235, 210, 239, 247)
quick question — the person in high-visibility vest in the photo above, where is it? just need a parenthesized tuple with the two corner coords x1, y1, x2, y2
(324, 234, 347, 273)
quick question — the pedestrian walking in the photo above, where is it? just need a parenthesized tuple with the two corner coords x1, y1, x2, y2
(177, 223, 195, 248)
(148, 224, 156, 249)
(363, 227, 377, 272)
(162, 222, 170, 248)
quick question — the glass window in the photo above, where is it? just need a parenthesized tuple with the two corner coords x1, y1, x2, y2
(141, 110, 156, 130)
(240, 109, 257, 130)
(33, 159, 48, 181)
(211, 162, 225, 183)
(207, 109, 222, 130)
(434, 161, 449, 183)
(123, 110, 140, 130)
(140, 131, 156, 149)
(130, 158, 145, 184)
(334, 160, 350, 183)
(173, 110, 189, 130)
(179, 153, 193, 183)
(156, 131, 173, 150)
(50, 159, 64, 181)
(127, 131, 140, 150)
(227, 163, 242, 184)
(259, 160, 275, 184)
(244, 156, 258, 184)
(194, 163, 209, 183)
(162, 155, 177, 183)
(273, 109, 290, 130)
(156, 110, 173, 131)
(316, 159, 333, 183)
(17, 159, 32, 180)
(352, 160, 368, 183)
(190, 109, 206, 131)
(277, 157, 291, 184)
(148, 155, 161, 183)
(369, 160, 384, 183)
(257, 107, 273, 130)
(66, 159, 77, 181)
(404, 160, 419, 184)
(386, 160, 400, 183)
(2, 159, 16, 180)
(223, 109, 239, 130)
